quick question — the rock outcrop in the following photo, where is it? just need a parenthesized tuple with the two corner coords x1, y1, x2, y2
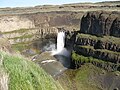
(74, 46, 120, 63)
(76, 36, 120, 52)
(80, 11, 120, 37)
(68, 11, 120, 65)
(0, 37, 12, 52)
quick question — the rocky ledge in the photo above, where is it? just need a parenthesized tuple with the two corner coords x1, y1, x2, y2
(74, 45, 120, 63)
(75, 34, 120, 52)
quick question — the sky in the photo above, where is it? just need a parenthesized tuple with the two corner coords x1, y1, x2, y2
(0, 0, 117, 8)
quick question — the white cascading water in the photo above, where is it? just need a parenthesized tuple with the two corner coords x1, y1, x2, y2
(40, 31, 70, 77)
(57, 31, 65, 52)
(51, 31, 70, 57)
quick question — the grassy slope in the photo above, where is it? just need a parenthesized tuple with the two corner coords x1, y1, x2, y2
(58, 64, 103, 90)
(0, 55, 8, 90)
(0, 51, 63, 90)
(74, 64, 102, 90)
(69, 52, 120, 89)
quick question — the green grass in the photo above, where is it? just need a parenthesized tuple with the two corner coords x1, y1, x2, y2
(2, 28, 31, 34)
(75, 65, 89, 82)
(75, 63, 103, 90)
(96, 49, 120, 55)
(12, 42, 30, 52)
(0, 53, 9, 90)
(58, 64, 103, 90)
(78, 45, 120, 55)
(79, 45, 94, 49)
(77, 33, 98, 40)
(1, 51, 63, 90)
(72, 51, 120, 71)
(8, 34, 34, 40)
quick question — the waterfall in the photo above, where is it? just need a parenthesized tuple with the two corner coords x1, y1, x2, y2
(57, 31, 65, 52)
(51, 31, 70, 57)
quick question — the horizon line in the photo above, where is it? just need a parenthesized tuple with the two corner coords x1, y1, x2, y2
(0, 0, 119, 8)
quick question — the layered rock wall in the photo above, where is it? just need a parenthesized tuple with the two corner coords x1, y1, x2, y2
(71, 11, 120, 64)
(74, 46, 120, 63)
(2, 27, 58, 44)
(0, 15, 35, 32)
(0, 11, 83, 45)
(80, 11, 120, 37)
(76, 36, 120, 52)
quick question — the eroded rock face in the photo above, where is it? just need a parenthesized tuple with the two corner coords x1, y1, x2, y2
(0, 16, 35, 32)
(80, 11, 120, 37)
(110, 18, 120, 37)
(75, 37, 120, 52)
(74, 46, 120, 63)
(0, 37, 13, 52)
(24, 11, 83, 31)
(0, 11, 82, 45)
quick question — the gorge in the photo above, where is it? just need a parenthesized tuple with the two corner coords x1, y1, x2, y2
(0, 1, 120, 90)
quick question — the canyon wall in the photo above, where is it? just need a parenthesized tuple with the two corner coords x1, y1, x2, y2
(80, 11, 120, 37)
(76, 34, 120, 52)
(74, 45, 120, 63)
(72, 11, 120, 64)
(0, 11, 83, 45)
(0, 15, 35, 32)
(0, 3, 119, 57)
(21, 11, 83, 30)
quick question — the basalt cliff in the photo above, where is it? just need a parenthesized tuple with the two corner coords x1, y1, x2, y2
(0, 1, 120, 90)
(72, 11, 120, 70)
(80, 11, 120, 37)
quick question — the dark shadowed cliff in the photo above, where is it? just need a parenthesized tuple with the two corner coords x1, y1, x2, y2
(80, 11, 120, 37)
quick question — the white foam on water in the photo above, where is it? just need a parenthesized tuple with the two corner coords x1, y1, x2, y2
(51, 31, 70, 57)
